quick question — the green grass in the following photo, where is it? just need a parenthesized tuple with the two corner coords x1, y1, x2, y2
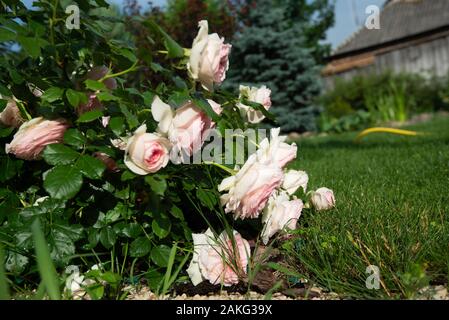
(287, 116, 449, 299)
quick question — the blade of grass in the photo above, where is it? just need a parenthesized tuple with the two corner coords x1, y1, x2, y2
(0, 245, 10, 300)
(31, 220, 61, 300)
(161, 243, 178, 295)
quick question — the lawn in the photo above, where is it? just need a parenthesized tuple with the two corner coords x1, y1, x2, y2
(287, 116, 449, 299)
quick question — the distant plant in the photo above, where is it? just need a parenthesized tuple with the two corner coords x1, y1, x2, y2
(224, 0, 334, 133)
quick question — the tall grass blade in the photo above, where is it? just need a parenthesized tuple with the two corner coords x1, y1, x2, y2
(0, 245, 10, 300)
(31, 220, 61, 300)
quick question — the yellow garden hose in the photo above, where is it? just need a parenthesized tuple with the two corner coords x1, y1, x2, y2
(355, 127, 425, 142)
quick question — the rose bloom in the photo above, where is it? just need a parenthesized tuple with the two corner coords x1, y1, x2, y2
(219, 153, 284, 219)
(310, 187, 336, 211)
(77, 66, 117, 115)
(282, 169, 309, 195)
(124, 124, 171, 175)
(187, 228, 251, 287)
(261, 192, 303, 245)
(188, 20, 232, 91)
(5, 117, 69, 160)
(0, 99, 25, 128)
(237, 85, 272, 124)
(151, 96, 222, 157)
(256, 128, 297, 169)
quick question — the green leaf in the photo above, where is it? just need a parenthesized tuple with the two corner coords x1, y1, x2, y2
(241, 99, 276, 121)
(170, 205, 184, 220)
(129, 237, 151, 258)
(144, 21, 184, 58)
(41, 87, 64, 103)
(17, 36, 41, 58)
(96, 92, 119, 102)
(192, 94, 220, 122)
(76, 155, 105, 179)
(109, 117, 125, 136)
(121, 170, 136, 181)
(145, 175, 167, 197)
(151, 245, 171, 267)
(77, 109, 103, 123)
(63, 129, 86, 148)
(0, 245, 10, 300)
(0, 27, 16, 42)
(48, 228, 76, 264)
(152, 215, 171, 239)
(99, 227, 116, 249)
(0, 127, 14, 138)
(85, 283, 104, 300)
(196, 188, 217, 210)
(84, 79, 106, 91)
(42, 144, 80, 165)
(31, 220, 61, 300)
(0, 156, 21, 182)
(66, 89, 87, 108)
(43, 165, 83, 200)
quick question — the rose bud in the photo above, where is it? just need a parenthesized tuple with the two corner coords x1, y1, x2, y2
(0, 99, 25, 128)
(310, 187, 336, 211)
(5, 117, 69, 160)
(188, 20, 232, 91)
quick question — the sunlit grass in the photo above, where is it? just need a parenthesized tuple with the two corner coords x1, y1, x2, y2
(287, 116, 449, 299)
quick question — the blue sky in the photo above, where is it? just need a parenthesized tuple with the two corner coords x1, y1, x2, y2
(23, 0, 386, 49)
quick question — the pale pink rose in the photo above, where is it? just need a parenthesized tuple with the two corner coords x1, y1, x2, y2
(310, 187, 336, 211)
(256, 128, 297, 169)
(261, 192, 303, 244)
(0, 100, 25, 128)
(219, 153, 284, 219)
(5, 117, 69, 160)
(77, 66, 117, 115)
(187, 228, 251, 287)
(282, 170, 308, 195)
(188, 20, 232, 91)
(151, 96, 222, 157)
(237, 85, 272, 124)
(124, 124, 171, 175)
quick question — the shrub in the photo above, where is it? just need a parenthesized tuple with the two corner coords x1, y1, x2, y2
(0, 0, 334, 299)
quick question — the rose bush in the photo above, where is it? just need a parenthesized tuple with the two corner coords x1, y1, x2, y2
(0, 0, 334, 298)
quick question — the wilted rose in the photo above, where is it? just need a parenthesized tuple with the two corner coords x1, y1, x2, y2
(188, 20, 232, 91)
(187, 228, 250, 286)
(282, 169, 308, 195)
(5, 117, 69, 160)
(261, 192, 303, 245)
(0, 99, 25, 128)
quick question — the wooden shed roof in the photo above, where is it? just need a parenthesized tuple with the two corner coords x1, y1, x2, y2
(332, 0, 449, 58)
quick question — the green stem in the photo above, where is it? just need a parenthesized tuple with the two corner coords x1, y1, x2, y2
(202, 161, 236, 175)
(98, 61, 138, 82)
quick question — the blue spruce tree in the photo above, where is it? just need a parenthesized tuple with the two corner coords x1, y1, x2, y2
(225, 0, 334, 132)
